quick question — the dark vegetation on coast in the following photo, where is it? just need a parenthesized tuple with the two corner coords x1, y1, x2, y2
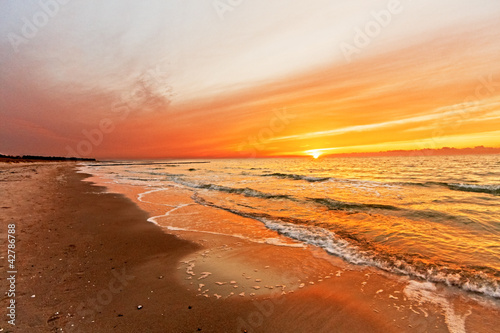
(0, 154, 96, 163)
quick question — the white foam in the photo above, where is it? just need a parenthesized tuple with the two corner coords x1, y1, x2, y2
(147, 203, 191, 225)
(404, 280, 471, 333)
(159, 224, 305, 249)
(264, 237, 305, 248)
(138, 188, 172, 204)
(258, 218, 372, 266)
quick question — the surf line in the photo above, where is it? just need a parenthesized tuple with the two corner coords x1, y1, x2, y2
(147, 203, 192, 225)
(137, 188, 179, 206)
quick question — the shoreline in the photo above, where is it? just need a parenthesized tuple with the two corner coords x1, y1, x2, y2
(81, 163, 500, 332)
(1, 162, 499, 332)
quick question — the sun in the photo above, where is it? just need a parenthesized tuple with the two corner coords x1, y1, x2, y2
(305, 149, 323, 159)
(312, 151, 322, 159)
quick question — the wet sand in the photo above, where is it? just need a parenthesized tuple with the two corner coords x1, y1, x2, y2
(1, 163, 499, 332)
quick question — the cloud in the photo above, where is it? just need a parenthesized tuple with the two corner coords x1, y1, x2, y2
(1, 0, 499, 157)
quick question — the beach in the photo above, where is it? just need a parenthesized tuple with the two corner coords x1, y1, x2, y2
(2, 1, 499, 331)
(1, 162, 499, 332)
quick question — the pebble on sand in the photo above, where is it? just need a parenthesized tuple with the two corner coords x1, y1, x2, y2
(198, 272, 212, 280)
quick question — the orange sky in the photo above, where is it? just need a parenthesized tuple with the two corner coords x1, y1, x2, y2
(1, 1, 499, 159)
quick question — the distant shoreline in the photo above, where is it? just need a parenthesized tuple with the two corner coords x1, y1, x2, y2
(0, 154, 96, 163)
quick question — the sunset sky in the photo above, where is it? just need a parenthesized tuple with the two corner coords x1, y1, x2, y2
(1, 0, 500, 158)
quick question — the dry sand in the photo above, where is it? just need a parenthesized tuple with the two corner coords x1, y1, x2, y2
(1, 163, 499, 332)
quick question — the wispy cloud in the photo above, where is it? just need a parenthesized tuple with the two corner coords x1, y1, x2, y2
(1, 0, 499, 157)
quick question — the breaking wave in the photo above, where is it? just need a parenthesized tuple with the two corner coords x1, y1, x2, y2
(192, 193, 500, 299)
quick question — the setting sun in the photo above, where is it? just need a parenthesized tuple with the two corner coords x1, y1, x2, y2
(306, 150, 323, 159)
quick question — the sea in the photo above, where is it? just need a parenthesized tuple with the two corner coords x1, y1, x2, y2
(80, 154, 500, 299)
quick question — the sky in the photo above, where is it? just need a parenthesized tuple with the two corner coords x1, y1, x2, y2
(1, 0, 500, 159)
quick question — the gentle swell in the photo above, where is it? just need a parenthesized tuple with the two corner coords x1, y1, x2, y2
(192, 193, 500, 298)
(261, 172, 500, 196)
(446, 184, 500, 196)
(174, 179, 475, 224)
(310, 197, 401, 212)
(172, 179, 293, 200)
(398, 181, 500, 196)
(261, 172, 330, 182)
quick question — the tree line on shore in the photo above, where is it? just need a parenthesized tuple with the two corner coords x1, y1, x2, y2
(0, 154, 96, 162)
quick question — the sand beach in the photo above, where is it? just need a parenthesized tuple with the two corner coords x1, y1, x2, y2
(0, 162, 498, 332)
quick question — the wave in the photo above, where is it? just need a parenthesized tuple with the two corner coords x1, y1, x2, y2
(446, 184, 500, 196)
(138, 171, 185, 177)
(310, 197, 401, 212)
(192, 193, 500, 298)
(116, 172, 477, 227)
(261, 172, 330, 182)
(172, 179, 293, 200)
(312, 197, 475, 225)
(174, 178, 474, 225)
(396, 181, 500, 196)
(259, 171, 500, 196)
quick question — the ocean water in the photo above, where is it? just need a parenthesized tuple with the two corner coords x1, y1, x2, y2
(81, 155, 500, 298)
